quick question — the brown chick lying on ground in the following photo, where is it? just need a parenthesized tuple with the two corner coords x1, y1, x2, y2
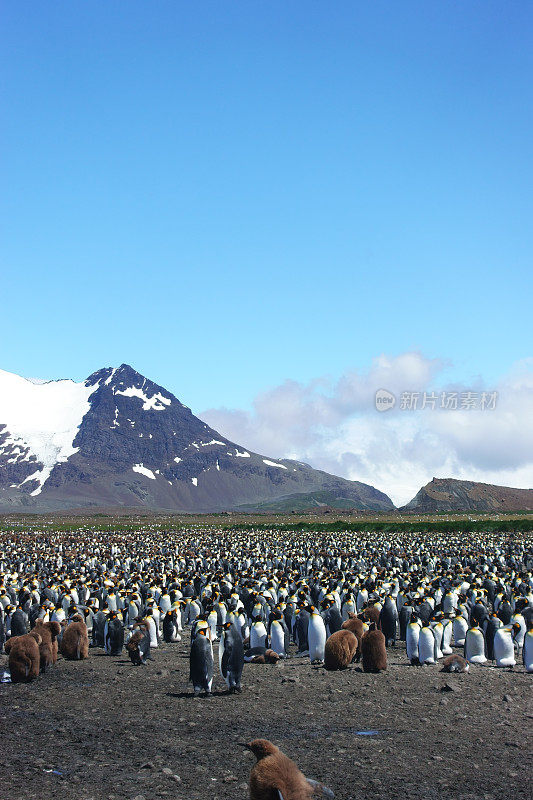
(244, 738, 334, 800)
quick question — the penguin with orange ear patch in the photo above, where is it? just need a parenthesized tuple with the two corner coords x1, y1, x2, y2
(361, 622, 387, 673)
(243, 738, 334, 800)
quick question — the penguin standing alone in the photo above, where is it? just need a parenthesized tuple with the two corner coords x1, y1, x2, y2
(218, 621, 244, 693)
(190, 628, 214, 697)
(104, 611, 124, 656)
(406, 614, 421, 664)
(307, 605, 326, 664)
(379, 595, 398, 647)
(464, 621, 487, 664)
(162, 608, 181, 643)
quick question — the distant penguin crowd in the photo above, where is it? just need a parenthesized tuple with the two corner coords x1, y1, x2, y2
(1, 525, 532, 695)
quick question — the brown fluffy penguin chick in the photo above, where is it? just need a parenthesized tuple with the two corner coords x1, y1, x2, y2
(361, 623, 387, 672)
(6, 631, 42, 682)
(60, 615, 89, 660)
(34, 620, 61, 664)
(246, 739, 318, 800)
(441, 653, 469, 673)
(324, 630, 358, 670)
(341, 615, 365, 660)
(264, 648, 281, 664)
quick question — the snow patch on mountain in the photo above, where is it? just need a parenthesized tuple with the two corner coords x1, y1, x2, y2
(115, 385, 171, 410)
(132, 463, 156, 479)
(0, 368, 97, 494)
(263, 459, 287, 469)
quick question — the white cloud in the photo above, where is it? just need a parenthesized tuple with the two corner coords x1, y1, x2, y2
(200, 354, 533, 506)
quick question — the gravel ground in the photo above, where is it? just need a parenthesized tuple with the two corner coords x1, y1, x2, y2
(1, 638, 531, 800)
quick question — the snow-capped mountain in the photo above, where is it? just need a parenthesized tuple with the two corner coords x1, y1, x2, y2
(0, 364, 394, 512)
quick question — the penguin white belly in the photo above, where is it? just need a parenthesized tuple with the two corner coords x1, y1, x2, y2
(406, 624, 420, 662)
(146, 617, 158, 648)
(452, 617, 468, 646)
(308, 615, 326, 662)
(465, 629, 486, 663)
(493, 628, 516, 667)
(208, 613, 218, 641)
(418, 628, 436, 664)
(432, 623, 444, 659)
(250, 623, 267, 649)
(127, 603, 138, 625)
(356, 592, 367, 612)
(270, 621, 285, 656)
(443, 595, 456, 614)
(523, 630, 533, 672)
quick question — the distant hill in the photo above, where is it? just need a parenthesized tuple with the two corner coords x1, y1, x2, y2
(237, 489, 380, 513)
(0, 364, 394, 513)
(401, 477, 533, 513)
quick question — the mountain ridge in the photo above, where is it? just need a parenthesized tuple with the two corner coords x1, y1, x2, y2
(0, 364, 394, 513)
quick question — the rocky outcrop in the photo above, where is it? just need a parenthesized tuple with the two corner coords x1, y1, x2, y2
(401, 477, 533, 513)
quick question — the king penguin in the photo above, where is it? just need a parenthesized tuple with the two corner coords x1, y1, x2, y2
(250, 616, 267, 650)
(269, 608, 288, 657)
(218, 621, 244, 693)
(493, 624, 518, 668)
(464, 621, 487, 664)
(190, 628, 214, 696)
(418, 622, 437, 665)
(452, 614, 468, 646)
(485, 614, 502, 660)
(522, 624, 533, 672)
(104, 611, 124, 655)
(307, 605, 326, 664)
(162, 609, 181, 643)
(406, 613, 421, 664)
(379, 595, 399, 647)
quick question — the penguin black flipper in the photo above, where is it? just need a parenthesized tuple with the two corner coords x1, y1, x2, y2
(220, 636, 230, 682)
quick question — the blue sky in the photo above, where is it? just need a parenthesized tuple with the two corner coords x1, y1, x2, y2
(2, 2, 532, 499)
